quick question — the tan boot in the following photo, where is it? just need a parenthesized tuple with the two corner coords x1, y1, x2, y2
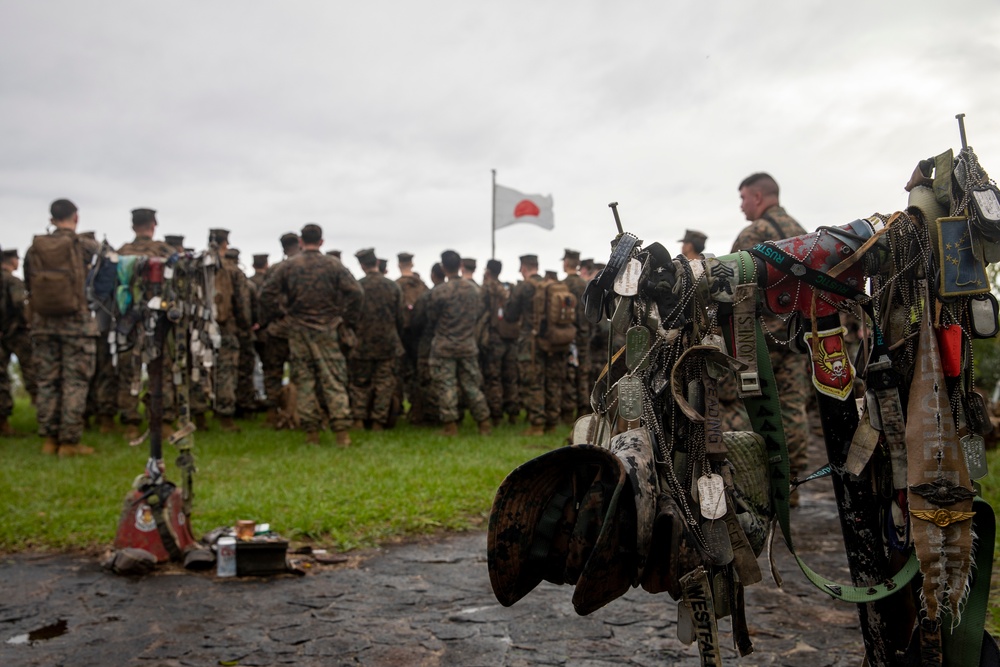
(218, 416, 242, 433)
(59, 443, 95, 458)
(335, 431, 351, 447)
(304, 431, 320, 446)
(41, 436, 59, 455)
(478, 420, 492, 436)
(522, 424, 544, 436)
(440, 422, 458, 436)
(98, 415, 116, 434)
(263, 408, 278, 428)
(351, 419, 364, 431)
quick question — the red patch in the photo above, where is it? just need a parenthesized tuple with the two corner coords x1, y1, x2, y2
(805, 327, 855, 401)
(514, 199, 540, 218)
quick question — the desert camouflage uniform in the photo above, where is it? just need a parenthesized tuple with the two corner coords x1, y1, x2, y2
(1, 267, 35, 418)
(115, 236, 176, 426)
(410, 287, 440, 424)
(260, 251, 363, 433)
(561, 272, 590, 421)
(506, 274, 564, 429)
(349, 271, 404, 427)
(396, 274, 428, 423)
(479, 276, 518, 421)
(427, 276, 489, 424)
(27, 229, 100, 445)
(728, 204, 810, 474)
(215, 254, 253, 419)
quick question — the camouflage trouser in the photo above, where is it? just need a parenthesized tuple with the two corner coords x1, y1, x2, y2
(289, 327, 350, 432)
(215, 333, 239, 417)
(1, 330, 36, 416)
(348, 358, 397, 425)
(261, 336, 289, 409)
(88, 333, 117, 418)
(481, 337, 519, 419)
(416, 353, 440, 425)
(561, 341, 591, 418)
(116, 335, 176, 424)
(430, 355, 490, 424)
(517, 339, 564, 428)
(236, 332, 257, 412)
(33, 334, 96, 444)
(400, 350, 425, 422)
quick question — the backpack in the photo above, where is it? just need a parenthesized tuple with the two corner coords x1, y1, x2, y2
(533, 280, 577, 351)
(213, 256, 234, 323)
(26, 233, 86, 316)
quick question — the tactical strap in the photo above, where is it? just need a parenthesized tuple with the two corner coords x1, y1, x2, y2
(723, 251, 919, 604)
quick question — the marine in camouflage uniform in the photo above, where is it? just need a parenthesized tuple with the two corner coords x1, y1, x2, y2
(479, 259, 519, 425)
(410, 264, 444, 426)
(260, 224, 363, 445)
(26, 199, 100, 456)
(349, 248, 405, 430)
(505, 254, 564, 435)
(226, 248, 258, 418)
(211, 229, 253, 432)
(427, 250, 491, 435)
(728, 173, 810, 494)
(560, 249, 590, 423)
(115, 208, 177, 440)
(259, 233, 300, 425)
(395, 253, 428, 424)
(0, 249, 34, 436)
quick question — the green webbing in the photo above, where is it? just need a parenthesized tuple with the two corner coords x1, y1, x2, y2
(941, 498, 995, 667)
(721, 251, 919, 604)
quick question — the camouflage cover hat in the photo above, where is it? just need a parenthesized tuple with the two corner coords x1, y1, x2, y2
(1, 248, 19, 260)
(164, 234, 184, 248)
(397, 252, 414, 263)
(378, 258, 387, 273)
(131, 208, 157, 227)
(519, 254, 538, 265)
(355, 247, 377, 266)
(678, 229, 707, 245)
(563, 248, 580, 261)
(544, 270, 558, 281)
(280, 232, 299, 248)
(209, 228, 230, 244)
(225, 248, 240, 260)
(580, 258, 594, 271)
(252, 253, 268, 269)
(326, 249, 342, 258)
(461, 257, 477, 270)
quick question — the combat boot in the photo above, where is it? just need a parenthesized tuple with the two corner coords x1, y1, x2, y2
(440, 422, 458, 436)
(59, 443, 95, 458)
(98, 414, 116, 434)
(0, 418, 18, 437)
(218, 416, 242, 433)
(41, 436, 59, 455)
(478, 420, 492, 436)
(304, 431, 320, 446)
(335, 430, 351, 447)
(351, 419, 364, 431)
(521, 424, 544, 436)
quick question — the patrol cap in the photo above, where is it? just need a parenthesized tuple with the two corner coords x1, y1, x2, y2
(486, 259, 502, 276)
(519, 254, 538, 266)
(398, 252, 414, 263)
(280, 232, 299, 249)
(580, 258, 595, 271)
(209, 228, 230, 244)
(544, 270, 558, 281)
(225, 248, 240, 260)
(1, 248, 19, 261)
(355, 247, 377, 266)
(563, 249, 580, 261)
(252, 253, 268, 269)
(378, 258, 388, 273)
(164, 234, 185, 248)
(326, 249, 342, 258)
(461, 257, 477, 271)
(131, 208, 157, 227)
(679, 229, 707, 249)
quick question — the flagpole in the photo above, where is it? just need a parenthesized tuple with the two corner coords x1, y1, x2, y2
(491, 169, 497, 259)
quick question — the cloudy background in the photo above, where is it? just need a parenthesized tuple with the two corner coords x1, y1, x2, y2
(2, 1, 998, 280)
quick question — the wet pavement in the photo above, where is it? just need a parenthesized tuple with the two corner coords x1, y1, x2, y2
(0, 473, 866, 667)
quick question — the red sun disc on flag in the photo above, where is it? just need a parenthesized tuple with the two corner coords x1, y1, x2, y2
(514, 200, 540, 218)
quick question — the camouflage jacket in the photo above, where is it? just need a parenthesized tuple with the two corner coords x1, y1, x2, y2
(730, 205, 806, 252)
(504, 274, 545, 337)
(562, 272, 590, 341)
(427, 276, 482, 358)
(355, 271, 404, 359)
(480, 276, 509, 334)
(396, 274, 427, 329)
(410, 285, 437, 358)
(2, 268, 28, 339)
(220, 256, 253, 335)
(260, 250, 363, 333)
(117, 235, 175, 258)
(25, 228, 100, 336)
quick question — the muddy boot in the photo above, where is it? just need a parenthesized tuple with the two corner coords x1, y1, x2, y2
(98, 414, 116, 434)
(335, 430, 351, 447)
(41, 436, 59, 455)
(194, 413, 208, 432)
(440, 421, 458, 436)
(521, 424, 544, 436)
(218, 416, 242, 433)
(304, 431, 320, 446)
(478, 420, 492, 436)
(59, 443, 95, 458)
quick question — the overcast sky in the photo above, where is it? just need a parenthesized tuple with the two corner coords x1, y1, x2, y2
(2, 1, 998, 280)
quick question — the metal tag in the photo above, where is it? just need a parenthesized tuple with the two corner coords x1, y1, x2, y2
(571, 414, 611, 447)
(969, 293, 999, 339)
(676, 598, 695, 645)
(961, 434, 988, 481)
(965, 390, 991, 436)
(625, 326, 651, 372)
(611, 296, 633, 334)
(845, 411, 880, 477)
(614, 257, 643, 296)
(972, 186, 1000, 223)
(617, 375, 644, 422)
(702, 519, 734, 566)
(582, 280, 607, 325)
(698, 473, 727, 520)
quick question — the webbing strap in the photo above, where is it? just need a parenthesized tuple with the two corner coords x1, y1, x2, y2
(723, 251, 919, 603)
(941, 498, 995, 667)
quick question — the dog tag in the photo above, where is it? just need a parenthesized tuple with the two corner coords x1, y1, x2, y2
(164, 266, 174, 280)
(582, 279, 607, 324)
(617, 376, 644, 422)
(611, 297, 632, 334)
(969, 294, 999, 338)
(650, 366, 668, 397)
(571, 414, 611, 447)
(965, 390, 991, 436)
(961, 434, 988, 481)
(712, 571, 731, 618)
(676, 600, 695, 645)
(698, 473, 726, 520)
(614, 258, 642, 296)
(626, 326, 651, 372)
(702, 519, 734, 566)
(972, 186, 1000, 223)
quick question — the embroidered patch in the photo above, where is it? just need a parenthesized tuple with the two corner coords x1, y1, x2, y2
(804, 326, 855, 401)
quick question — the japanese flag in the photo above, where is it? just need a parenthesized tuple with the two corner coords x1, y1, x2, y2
(493, 184, 554, 230)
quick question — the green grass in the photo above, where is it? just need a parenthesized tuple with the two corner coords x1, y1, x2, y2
(982, 447, 1000, 637)
(0, 400, 563, 553)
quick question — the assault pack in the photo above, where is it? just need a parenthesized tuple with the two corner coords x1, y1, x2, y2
(25, 233, 87, 316)
(533, 279, 577, 352)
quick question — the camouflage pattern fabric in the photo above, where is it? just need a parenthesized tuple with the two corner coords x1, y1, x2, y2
(409, 287, 438, 424)
(480, 277, 519, 419)
(1, 268, 35, 412)
(33, 334, 96, 444)
(561, 272, 590, 419)
(397, 274, 428, 423)
(354, 271, 404, 360)
(506, 275, 563, 427)
(289, 328, 352, 432)
(348, 358, 397, 425)
(235, 330, 257, 413)
(260, 335, 288, 411)
(213, 256, 253, 418)
(85, 335, 117, 419)
(427, 277, 481, 359)
(430, 355, 490, 423)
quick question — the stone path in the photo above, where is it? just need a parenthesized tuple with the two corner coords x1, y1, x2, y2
(0, 472, 867, 667)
